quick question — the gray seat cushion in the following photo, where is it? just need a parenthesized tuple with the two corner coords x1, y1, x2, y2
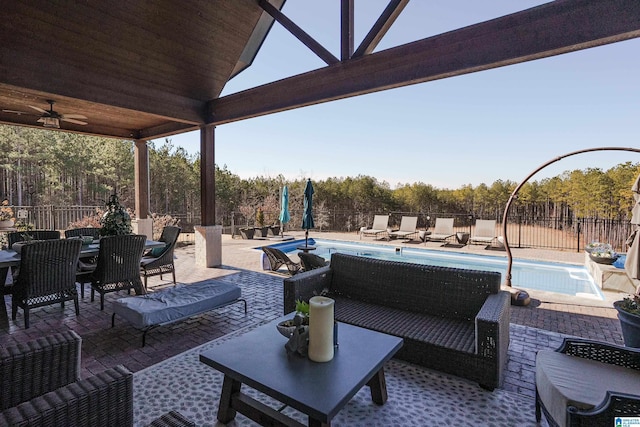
(113, 279, 241, 328)
(536, 349, 640, 427)
(333, 296, 476, 353)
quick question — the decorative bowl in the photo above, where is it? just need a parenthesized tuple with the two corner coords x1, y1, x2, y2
(81, 235, 94, 245)
(589, 253, 619, 265)
(584, 242, 602, 253)
(276, 320, 297, 338)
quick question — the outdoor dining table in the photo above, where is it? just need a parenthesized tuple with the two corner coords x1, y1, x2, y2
(0, 238, 165, 280)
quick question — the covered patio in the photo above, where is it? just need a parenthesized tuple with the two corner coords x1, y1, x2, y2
(1, 2, 639, 425)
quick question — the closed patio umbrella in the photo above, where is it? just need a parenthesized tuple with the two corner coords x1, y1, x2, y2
(625, 173, 640, 292)
(302, 179, 314, 248)
(279, 186, 290, 237)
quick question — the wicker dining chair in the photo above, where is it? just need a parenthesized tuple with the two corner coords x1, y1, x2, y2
(11, 238, 82, 328)
(64, 227, 101, 239)
(90, 234, 146, 310)
(65, 227, 101, 298)
(140, 226, 181, 289)
(7, 229, 60, 247)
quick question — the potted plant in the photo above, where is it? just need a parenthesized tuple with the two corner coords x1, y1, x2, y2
(255, 208, 269, 238)
(613, 294, 640, 347)
(588, 244, 619, 265)
(99, 193, 132, 236)
(0, 200, 15, 229)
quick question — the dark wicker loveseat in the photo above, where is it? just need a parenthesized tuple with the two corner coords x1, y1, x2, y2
(0, 330, 133, 426)
(283, 253, 510, 390)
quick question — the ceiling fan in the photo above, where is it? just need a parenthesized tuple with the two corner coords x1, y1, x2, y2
(2, 100, 88, 128)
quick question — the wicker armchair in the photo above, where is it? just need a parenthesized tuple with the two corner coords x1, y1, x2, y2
(90, 234, 146, 310)
(11, 239, 82, 328)
(536, 338, 640, 427)
(7, 230, 61, 247)
(140, 226, 181, 289)
(262, 247, 301, 275)
(0, 330, 133, 427)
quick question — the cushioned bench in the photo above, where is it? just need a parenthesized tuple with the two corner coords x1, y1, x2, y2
(112, 279, 247, 346)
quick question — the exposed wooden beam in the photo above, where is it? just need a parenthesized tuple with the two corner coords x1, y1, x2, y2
(138, 122, 200, 140)
(211, 0, 640, 125)
(353, 0, 409, 58)
(341, 0, 354, 61)
(259, 0, 339, 65)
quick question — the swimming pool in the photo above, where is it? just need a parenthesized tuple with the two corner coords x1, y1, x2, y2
(264, 238, 604, 300)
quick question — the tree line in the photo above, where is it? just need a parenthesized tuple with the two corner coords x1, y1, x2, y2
(1, 124, 639, 229)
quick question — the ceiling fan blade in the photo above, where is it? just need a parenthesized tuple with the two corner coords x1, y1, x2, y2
(2, 109, 33, 115)
(61, 113, 88, 120)
(28, 105, 49, 114)
(61, 118, 88, 125)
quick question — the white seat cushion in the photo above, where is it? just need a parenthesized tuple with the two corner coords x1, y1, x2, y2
(536, 349, 640, 427)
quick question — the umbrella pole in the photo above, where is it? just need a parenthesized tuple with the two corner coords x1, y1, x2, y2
(305, 229, 309, 248)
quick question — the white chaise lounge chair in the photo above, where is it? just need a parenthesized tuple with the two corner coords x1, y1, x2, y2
(388, 216, 418, 241)
(470, 219, 498, 245)
(425, 218, 455, 242)
(361, 215, 389, 240)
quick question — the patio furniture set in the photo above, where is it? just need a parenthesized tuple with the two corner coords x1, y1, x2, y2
(3, 226, 639, 425)
(360, 215, 501, 247)
(284, 252, 510, 390)
(0, 226, 182, 328)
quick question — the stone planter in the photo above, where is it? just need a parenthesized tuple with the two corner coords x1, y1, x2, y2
(239, 228, 254, 240)
(269, 225, 281, 236)
(0, 219, 15, 229)
(254, 226, 270, 238)
(614, 300, 640, 348)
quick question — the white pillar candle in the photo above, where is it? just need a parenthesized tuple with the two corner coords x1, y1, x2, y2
(308, 296, 335, 362)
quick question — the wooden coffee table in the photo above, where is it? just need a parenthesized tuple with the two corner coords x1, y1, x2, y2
(199, 314, 403, 427)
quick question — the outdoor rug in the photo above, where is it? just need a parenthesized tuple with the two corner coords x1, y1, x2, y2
(133, 322, 549, 427)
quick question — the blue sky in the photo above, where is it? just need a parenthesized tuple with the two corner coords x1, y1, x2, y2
(160, 1, 640, 189)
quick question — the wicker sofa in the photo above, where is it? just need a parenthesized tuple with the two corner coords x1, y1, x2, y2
(283, 253, 510, 390)
(0, 330, 133, 426)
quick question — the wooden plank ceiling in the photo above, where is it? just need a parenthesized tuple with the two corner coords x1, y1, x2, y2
(0, 0, 270, 139)
(1, 0, 639, 141)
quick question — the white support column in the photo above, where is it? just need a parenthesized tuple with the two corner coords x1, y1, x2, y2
(132, 218, 153, 240)
(195, 225, 222, 267)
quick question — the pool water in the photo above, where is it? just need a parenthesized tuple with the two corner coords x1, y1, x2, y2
(264, 238, 604, 300)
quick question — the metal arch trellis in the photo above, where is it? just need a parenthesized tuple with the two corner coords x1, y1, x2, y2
(503, 147, 640, 287)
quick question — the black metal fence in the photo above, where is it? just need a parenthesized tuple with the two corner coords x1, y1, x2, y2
(3, 206, 634, 253)
(230, 210, 635, 253)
